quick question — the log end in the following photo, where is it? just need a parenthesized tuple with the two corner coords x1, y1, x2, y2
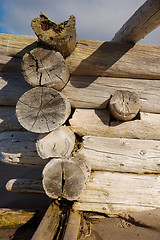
(109, 90, 140, 121)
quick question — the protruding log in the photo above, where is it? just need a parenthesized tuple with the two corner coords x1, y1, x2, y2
(0, 131, 48, 166)
(69, 109, 160, 140)
(31, 13, 76, 57)
(16, 87, 71, 133)
(22, 47, 70, 90)
(6, 179, 44, 194)
(109, 90, 140, 121)
(63, 211, 81, 240)
(79, 136, 160, 174)
(42, 156, 91, 201)
(36, 126, 75, 159)
(112, 0, 160, 43)
(62, 76, 160, 113)
(31, 202, 62, 240)
(0, 208, 35, 229)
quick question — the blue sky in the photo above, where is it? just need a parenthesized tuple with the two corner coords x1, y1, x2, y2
(0, 0, 159, 45)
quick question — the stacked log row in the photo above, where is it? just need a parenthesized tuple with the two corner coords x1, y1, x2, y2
(1, 0, 160, 215)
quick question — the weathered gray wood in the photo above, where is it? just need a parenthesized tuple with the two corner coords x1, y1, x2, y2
(63, 211, 81, 240)
(42, 156, 91, 201)
(112, 0, 160, 43)
(31, 13, 76, 57)
(0, 131, 48, 166)
(0, 33, 37, 57)
(31, 202, 61, 240)
(0, 107, 22, 132)
(0, 55, 22, 72)
(0, 208, 35, 229)
(36, 126, 75, 159)
(6, 179, 44, 194)
(0, 72, 31, 106)
(16, 87, 71, 133)
(109, 90, 140, 121)
(66, 40, 160, 79)
(62, 76, 160, 113)
(22, 47, 70, 90)
(74, 171, 160, 214)
(69, 109, 160, 140)
(79, 136, 160, 174)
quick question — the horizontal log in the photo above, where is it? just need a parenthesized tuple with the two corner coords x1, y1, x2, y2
(0, 72, 31, 105)
(62, 76, 160, 113)
(7, 172, 160, 215)
(70, 109, 160, 140)
(0, 33, 37, 57)
(0, 131, 48, 166)
(78, 136, 160, 174)
(112, 0, 160, 43)
(0, 208, 35, 229)
(76, 171, 160, 214)
(66, 40, 160, 79)
(0, 106, 22, 132)
(6, 179, 44, 194)
(31, 202, 61, 240)
(0, 55, 22, 72)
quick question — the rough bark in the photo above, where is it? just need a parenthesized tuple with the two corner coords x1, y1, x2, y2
(31, 202, 61, 240)
(69, 109, 160, 140)
(42, 156, 91, 201)
(66, 40, 160, 79)
(36, 126, 75, 159)
(74, 171, 160, 215)
(0, 208, 35, 229)
(0, 131, 48, 166)
(0, 72, 31, 106)
(6, 179, 44, 194)
(78, 135, 160, 174)
(31, 13, 76, 57)
(62, 76, 160, 113)
(109, 90, 140, 121)
(16, 87, 71, 133)
(112, 0, 160, 43)
(22, 47, 70, 90)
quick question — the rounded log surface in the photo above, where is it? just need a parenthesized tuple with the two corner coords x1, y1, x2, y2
(31, 13, 76, 57)
(22, 47, 70, 90)
(109, 90, 140, 121)
(42, 157, 90, 201)
(16, 87, 71, 133)
(36, 126, 75, 159)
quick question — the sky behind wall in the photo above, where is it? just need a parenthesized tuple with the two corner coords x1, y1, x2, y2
(0, 0, 160, 45)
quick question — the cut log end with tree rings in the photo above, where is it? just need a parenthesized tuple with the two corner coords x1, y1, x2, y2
(22, 47, 70, 90)
(31, 13, 76, 57)
(36, 126, 75, 159)
(109, 90, 140, 121)
(42, 156, 91, 201)
(16, 87, 71, 133)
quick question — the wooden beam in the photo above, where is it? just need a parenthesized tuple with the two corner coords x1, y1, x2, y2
(66, 40, 160, 79)
(78, 135, 160, 174)
(31, 202, 62, 240)
(0, 72, 31, 106)
(69, 109, 160, 140)
(0, 131, 48, 166)
(63, 211, 81, 240)
(62, 76, 160, 113)
(112, 0, 160, 43)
